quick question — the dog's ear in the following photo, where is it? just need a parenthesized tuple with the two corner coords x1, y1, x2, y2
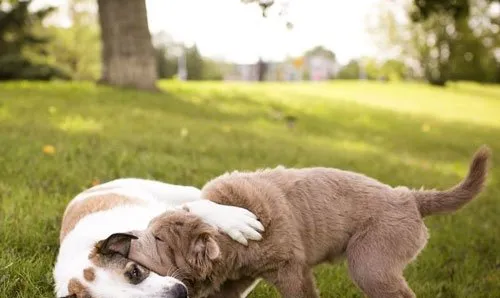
(191, 231, 220, 262)
(96, 233, 138, 257)
(127, 230, 172, 276)
(184, 229, 220, 279)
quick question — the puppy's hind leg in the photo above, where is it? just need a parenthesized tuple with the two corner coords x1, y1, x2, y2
(263, 262, 319, 298)
(346, 232, 417, 298)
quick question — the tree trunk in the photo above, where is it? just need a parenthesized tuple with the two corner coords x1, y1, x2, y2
(97, 0, 157, 90)
(257, 58, 267, 82)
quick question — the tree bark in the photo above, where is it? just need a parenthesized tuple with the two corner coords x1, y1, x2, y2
(97, 0, 157, 90)
(257, 58, 267, 82)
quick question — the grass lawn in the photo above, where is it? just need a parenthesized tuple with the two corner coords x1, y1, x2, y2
(1, 80, 499, 297)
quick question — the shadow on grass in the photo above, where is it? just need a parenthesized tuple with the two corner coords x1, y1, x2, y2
(447, 82, 500, 101)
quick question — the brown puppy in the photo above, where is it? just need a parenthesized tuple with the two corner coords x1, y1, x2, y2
(109, 146, 490, 298)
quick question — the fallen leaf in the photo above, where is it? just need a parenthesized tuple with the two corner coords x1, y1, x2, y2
(180, 128, 189, 138)
(222, 125, 232, 133)
(91, 178, 101, 186)
(421, 124, 431, 132)
(43, 145, 56, 155)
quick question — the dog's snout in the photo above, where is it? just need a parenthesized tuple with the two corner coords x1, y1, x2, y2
(171, 283, 188, 298)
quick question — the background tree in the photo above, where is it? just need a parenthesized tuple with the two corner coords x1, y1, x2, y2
(337, 59, 361, 79)
(97, 0, 157, 90)
(256, 58, 267, 81)
(155, 46, 178, 79)
(409, 0, 500, 85)
(380, 59, 408, 81)
(370, 0, 500, 85)
(45, 0, 100, 80)
(419, 12, 454, 86)
(0, 0, 67, 80)
(152, 30, 223, 81)
(152, 31, 178, 79)
(304, 45, 336, 61)
(186, 45, 204, 80)
(410, 0, 470, 21)
(449, 0, 500, 83)
(201, 58, 224, 81)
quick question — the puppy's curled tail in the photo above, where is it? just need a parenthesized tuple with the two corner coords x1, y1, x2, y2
(414, 146, 491, 217)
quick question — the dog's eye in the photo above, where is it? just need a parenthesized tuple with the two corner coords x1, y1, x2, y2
(126, 263, 148, 285)
(131, 266, 140, 278)
(154, 236, 164, 242)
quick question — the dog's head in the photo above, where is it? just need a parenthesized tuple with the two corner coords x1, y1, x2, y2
(54, 232, 188, 298)
(125, 211, 222, 292)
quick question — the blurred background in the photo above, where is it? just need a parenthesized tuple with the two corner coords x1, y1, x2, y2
(1, 0, 499, 85)
(1, 0, 499, 297)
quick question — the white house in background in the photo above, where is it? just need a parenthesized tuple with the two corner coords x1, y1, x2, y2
(224, 62, 298, 81)
(223, 56, 338, 82)
(265, 62, 300, 81)
(224, 64, 259, 81)
(307, 55, 337, 81)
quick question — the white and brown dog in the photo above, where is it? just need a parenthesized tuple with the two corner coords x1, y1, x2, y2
(53, 178, 264, 298)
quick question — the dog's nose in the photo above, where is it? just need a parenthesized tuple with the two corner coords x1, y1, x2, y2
(171, 283, 188, 298)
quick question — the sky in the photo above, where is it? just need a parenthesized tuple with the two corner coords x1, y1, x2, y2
(34, 0, 384, 64)
(146, 0, 381, 64)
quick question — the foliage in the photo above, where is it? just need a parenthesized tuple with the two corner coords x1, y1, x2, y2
(155, 44, 224, 81)
(371, 0, 500, 85)
(337, 59, 361, 79)
(363, 58, 382, 80)
(0, 0, 68, 80)
(0, 54, 67, 80)
(202, 58, 224, 81)
(304, 45, 336, 61)
(44, 25, 100, 81)
(241, 0, 275, 17)
(1, 80, 499, 297)
(411, 0, 499, 21)
(155, 46, 178, 79)
(420, 12, 455, 86)
(186, 45, 204, 81)
(337, 58, 406, 81)
(44, 0, 101, 81)
(410, 0, 470, 21)
(380, 59, 408, 81)
(448, 17, 497, 82)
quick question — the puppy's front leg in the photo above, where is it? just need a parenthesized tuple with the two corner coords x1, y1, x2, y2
(263, 262, 319, 298)
(207, 277, 259, 298)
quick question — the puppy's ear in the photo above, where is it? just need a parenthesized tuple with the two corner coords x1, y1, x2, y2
(96, 233, 138, 257)
(192, 232, 220, 262)
(186, 230, 221, 279)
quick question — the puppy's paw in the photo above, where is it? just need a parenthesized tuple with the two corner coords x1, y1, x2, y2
(183, 200, 264, 245)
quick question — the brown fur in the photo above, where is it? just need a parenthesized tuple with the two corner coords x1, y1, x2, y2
(88, 236, 151, 280)
(59, 194, 143, 242)
(68, 278, 91, 298)
(83, 268, 95, 282)
(127, 146, 490, 298)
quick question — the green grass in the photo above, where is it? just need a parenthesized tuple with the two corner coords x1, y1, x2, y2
(1, 80, 499, 297)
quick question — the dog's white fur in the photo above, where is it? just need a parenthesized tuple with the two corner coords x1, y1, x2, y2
(54, 178, 262, 298)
